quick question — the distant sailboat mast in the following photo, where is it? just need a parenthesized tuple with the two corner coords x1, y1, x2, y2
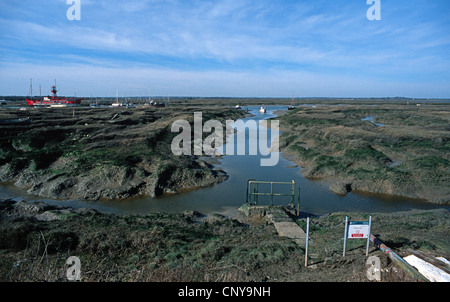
(29, 78, 33, 100)
(288, 90, 296, 110)
(292, 90, 294, 106)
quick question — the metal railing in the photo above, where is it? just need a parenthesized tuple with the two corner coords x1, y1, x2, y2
(245, 179, 299, 214)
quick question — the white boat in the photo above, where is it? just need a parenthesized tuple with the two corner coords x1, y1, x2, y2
(235, 104, 242, 109)
(111, 89, 122, 107)
(259, 106, 266, 113)
(50, 104, 69, 108)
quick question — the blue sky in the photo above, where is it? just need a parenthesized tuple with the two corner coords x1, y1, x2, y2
(0, 0, 449, 98)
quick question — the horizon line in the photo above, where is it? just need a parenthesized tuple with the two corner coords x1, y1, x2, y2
(2, 95, 450, 101)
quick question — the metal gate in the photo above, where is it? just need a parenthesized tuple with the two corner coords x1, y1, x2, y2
(245, 179, 299, 213)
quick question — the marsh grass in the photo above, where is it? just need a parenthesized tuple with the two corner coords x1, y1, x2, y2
(277, 104, 450, 202)
(0, 209, 303, 282)
(0, 106, 248, 200)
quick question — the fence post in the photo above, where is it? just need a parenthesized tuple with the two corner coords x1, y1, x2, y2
(291, 180, 295, 206)
(343, 216, 348, 257)
(270, 182, 273, 206)
(255, 182, 258, 204)
(245, 179, 250, 205)
(305, 217, 310, 267)
(366, 216, 372, 257)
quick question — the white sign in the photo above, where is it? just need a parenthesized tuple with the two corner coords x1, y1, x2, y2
(348, 221, 370, 239)
(343, 216, 372, 257)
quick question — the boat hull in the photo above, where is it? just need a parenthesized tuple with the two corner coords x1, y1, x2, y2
(26, 98, 82, 106)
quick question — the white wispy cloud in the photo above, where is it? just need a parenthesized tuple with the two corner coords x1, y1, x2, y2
(0, 0, 449, 97)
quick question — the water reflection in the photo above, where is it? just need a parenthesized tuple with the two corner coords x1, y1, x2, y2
(362, 116, 384, 127)
(97, 105, 447, 215)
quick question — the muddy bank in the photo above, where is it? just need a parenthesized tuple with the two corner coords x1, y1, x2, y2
(1, 198, 448, 282)
(275, 103, 450, 204)
(0, 106, 245, 201)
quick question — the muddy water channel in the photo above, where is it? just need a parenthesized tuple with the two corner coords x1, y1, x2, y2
(0, 106, 447, 215)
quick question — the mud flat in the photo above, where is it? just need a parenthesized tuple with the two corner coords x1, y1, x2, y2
(275, 102, 450, 204)
(0, 106, 245, 201)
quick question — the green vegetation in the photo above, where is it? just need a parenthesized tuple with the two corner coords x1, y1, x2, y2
(412, 156, 449, 169)
(0, 201, 303, 282)
(2, 199, 447, 282)
(0, 106, 246, 200)
(276, 103, 450, 204)
(313, 155, 347, 173)
(344, 146, 389, 163)
(288, 144, 319, 161)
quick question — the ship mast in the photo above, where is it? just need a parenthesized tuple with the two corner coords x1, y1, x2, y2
(51, 79, 58, 98)
(29, 78, 33, 100)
